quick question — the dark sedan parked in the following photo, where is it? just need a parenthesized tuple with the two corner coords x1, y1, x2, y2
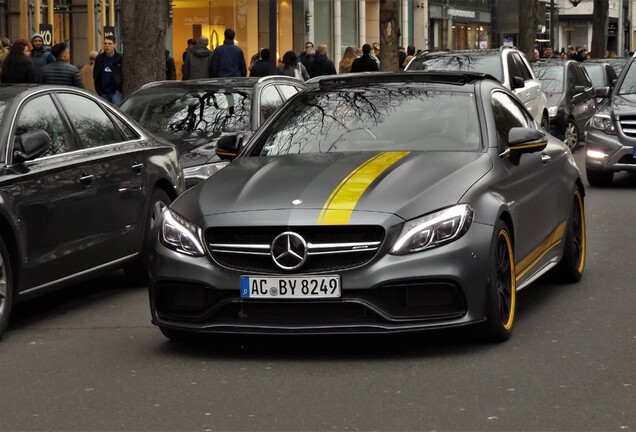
(149, 72, 586, 343)
(119, 76, 305, 188)
(0, 85, 184, 340)
(532, 59, 596, 150)
(581, 61, 619, 103)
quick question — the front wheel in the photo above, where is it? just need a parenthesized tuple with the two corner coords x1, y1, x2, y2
(0, 235, 14, 341)
(553, 190, 585, 283)
(540, 114, 550, 131)
(125, 188, 172, 286)
(564, 120, 579, 150)
(482, 220, 516, 342)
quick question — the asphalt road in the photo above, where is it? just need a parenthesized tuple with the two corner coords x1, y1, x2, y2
(1, 152, 635, 431)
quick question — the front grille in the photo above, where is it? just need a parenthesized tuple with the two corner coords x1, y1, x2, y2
(206, 225, 385, 273)
(617, 154, 636, 164)
(619, 116, 636, 138)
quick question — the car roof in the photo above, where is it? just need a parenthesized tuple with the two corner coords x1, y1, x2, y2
(138, 76, 303, 92)
(306, 71, 498, 90)
(415, 47, 517, 59)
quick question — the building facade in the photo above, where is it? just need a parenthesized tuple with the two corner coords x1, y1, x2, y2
(2, 0, 632, 75)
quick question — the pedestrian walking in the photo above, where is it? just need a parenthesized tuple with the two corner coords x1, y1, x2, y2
(165, 49, 177, 80)
(339, 46, 356, 73)
(277, 50, 309, 81)
(351, 44, 379, 73)
(30, 33, 55, 82)
(93, 35, 123, 105)
(183, 36, 213, 80)
(39, 43, 83, 87)
(210, 28, 247, 77)
(81, 51, 98, 94)
(1, 40, 36, 83)
(0, 37, 11, 68)
(307, 44, 337, 78)
(249, 48, 276, 77)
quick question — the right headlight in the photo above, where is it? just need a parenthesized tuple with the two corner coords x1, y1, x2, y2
(160, 209, 206, 257)
(590, 114, 616, 135)
(183, 161, 229, 181)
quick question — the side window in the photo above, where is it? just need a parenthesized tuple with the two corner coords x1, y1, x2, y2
(259, 85, 284, 124)
(111, 114, 141, 141)
(278, 84, 300, 100)
(566, 64, 577, 92)
(491, 91, 533, 152)
(13, 95, 74, 158)
(607, 65, 618, 84)
(513, 54, 533, 81)
(56, 93, 123, 148)
(577, 65, 594, 88)
(506, 55, 521, 82)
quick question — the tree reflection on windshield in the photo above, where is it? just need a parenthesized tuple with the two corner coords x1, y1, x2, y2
(258, 87, 481, 155)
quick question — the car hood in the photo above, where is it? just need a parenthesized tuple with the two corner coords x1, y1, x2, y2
(609, 94, 636, 115)
(175, 151, 492, 224)
(153, 131, 251, 168)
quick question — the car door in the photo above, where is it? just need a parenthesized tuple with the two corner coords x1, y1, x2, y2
(490, 91, 570, 271)
(512, 52, 546, 124)
(55, 92, 147, 263)
(570, 64, 596, 130)
(8, 93, 102, 290)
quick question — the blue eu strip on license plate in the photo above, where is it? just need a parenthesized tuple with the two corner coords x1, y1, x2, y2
(240, 275, 341, 299)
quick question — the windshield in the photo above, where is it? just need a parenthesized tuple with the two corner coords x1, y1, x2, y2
(618, 61, 636, 95)
(406, 54, 503, 82)
(255, 88, 481, 156)
(119, 88, 251, 136)
(533, 65, 564, 94)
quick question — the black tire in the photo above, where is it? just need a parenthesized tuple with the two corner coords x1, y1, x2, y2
(482, 220, 516, 342)
(564, 120, 579, 151)
(125, 188, 172, 286)
(586, 168, 614, 187)
(554, 190, 585, 283)
(0, 235, 14, 341)
(540, 114, 550, 131)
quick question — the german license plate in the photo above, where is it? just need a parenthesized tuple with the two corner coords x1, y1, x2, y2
(240, 275, 340, 299)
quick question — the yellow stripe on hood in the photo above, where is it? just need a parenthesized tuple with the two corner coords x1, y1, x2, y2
(317, 151, 410, 225)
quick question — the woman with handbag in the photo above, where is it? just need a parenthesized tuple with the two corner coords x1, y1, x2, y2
(277, 50, 309, 81)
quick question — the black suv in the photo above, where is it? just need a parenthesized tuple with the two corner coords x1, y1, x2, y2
(585, 55, 636, 186)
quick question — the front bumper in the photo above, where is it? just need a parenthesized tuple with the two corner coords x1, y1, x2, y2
(585, 129, 636, 173)
(149, 221, 496, 335)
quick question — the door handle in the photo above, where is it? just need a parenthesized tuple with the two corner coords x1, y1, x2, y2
(80, 173, 94, 185)
(541, 154, 551, 164)
(131, 162, 144, 174)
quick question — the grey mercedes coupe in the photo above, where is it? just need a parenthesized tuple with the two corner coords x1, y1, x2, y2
(149, 72, 586, 342)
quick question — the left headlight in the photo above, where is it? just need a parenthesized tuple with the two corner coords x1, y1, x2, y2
(390, 204, 473, 255)
(160, 209, 206, 257)
(590, 114, 616, 135)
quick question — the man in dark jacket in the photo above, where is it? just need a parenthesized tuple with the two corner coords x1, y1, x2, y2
(30, 33, 55, 82)
(183, 36, 212, 80)
(93, 35, 123, 104)
(210, 28, 247, 77)
(40, 43, 83, 87)
(307, 44, 337, 78)
(351, 44, 379, 73)
(249, 48, 276, 77)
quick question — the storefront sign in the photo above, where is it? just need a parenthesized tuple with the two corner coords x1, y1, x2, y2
(448, 9, 476, 19)
(184, 16, 209, 25)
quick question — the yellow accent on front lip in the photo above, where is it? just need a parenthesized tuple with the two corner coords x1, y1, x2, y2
(515, 220, 567, 281)
(317, 151, 410, 225)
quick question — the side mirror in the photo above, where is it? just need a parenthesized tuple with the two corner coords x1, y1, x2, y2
(13, 130, 51, 163)
(511, 76, 525, 90)
(595, 86, 611, 98)
(215, 134, 241, 161)
(573, 85, 586, 95)
(508, 127, 548, 164)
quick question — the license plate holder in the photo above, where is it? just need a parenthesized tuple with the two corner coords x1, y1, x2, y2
(240, 275, 341, 299)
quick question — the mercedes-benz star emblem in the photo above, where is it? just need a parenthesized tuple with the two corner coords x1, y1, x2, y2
(271, 231, 308, 270)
